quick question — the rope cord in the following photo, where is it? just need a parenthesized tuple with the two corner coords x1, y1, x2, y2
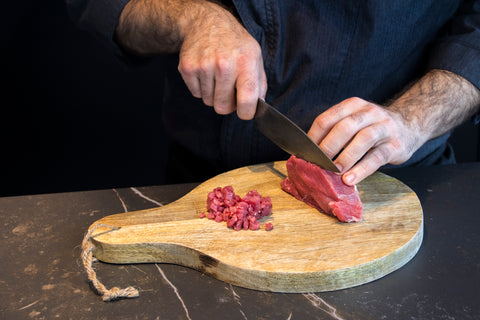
(81, 224, 139, 301)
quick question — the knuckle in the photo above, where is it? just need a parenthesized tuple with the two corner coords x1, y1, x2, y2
(319, 142, 337, 159)
(339, 150, 357, 166)
(239, 77, 259, 94)
(359, 126, 378, 143)
(236, 53, 251, 69)
(214, 97, 232, 111)
(214, 101, 233, 113)
(360, 125, 385, 145)
(237, 95, 257, 110)
(362, 103, 378, 115)
(214, 91, 235, 110)
(371, 146, 391, 165)
(337, 117, 356, 133)
(345, 96, 365, 105)
(198, 59, 214, 74)
(313, 115, 329, 130)
(178, 60, 196, 77)
(202, 91, 213, 101)
(215, 57, 234, 76)
(350, 110, 366, 124)
(238, 49, 262, 71)
(356, 161, 372, 177)
(214, 105, 231, 115)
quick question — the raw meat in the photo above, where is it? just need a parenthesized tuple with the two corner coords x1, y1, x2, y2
(201, 186, 273, 231)
(265, 222, 274, 231)
(280, 156, 363, 222)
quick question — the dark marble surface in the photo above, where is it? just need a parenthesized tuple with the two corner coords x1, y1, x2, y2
(1, 163, 479, 320)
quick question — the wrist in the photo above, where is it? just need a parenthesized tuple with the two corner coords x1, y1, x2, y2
(180, 1, 241, 43)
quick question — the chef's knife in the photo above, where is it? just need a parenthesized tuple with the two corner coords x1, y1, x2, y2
(254, 99, 340, 173)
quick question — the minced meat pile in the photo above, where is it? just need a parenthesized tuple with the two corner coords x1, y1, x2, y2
(200, 186, 273, 231)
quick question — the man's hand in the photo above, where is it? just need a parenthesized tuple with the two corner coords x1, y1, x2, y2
(308, 98, 419, 185)
(178, 3, 267, 120)
(116, 0, 267, 120)
(308, 70, 480, 186)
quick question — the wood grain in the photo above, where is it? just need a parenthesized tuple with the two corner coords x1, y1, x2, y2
(88, 161, 423, 292)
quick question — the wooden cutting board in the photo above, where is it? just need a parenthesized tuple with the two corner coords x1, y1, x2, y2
(88, 161, 423, 292)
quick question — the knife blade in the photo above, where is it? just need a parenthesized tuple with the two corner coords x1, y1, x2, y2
(254, 99, 340, 173)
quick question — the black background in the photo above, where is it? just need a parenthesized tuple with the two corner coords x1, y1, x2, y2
(2, 1, 170, 196)
(1, 1, 479, 196)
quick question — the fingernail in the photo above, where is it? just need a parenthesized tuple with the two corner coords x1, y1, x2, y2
(344, 173, 355, 185)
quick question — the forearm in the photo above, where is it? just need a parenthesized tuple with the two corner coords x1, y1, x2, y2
(114, 0, 188, 54)
(115, 0, 224, 55)
(388, 69, 480, 150)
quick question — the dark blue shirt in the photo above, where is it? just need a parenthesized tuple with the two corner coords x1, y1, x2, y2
(67, 0, 480, 172)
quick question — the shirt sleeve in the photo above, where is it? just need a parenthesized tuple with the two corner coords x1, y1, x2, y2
(65, 0, 130, 57)
(427, 0, 480, 91)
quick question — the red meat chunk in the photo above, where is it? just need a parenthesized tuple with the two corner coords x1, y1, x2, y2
(280, 156, 363, 222)
(202, 186, 273, 231)
(265, 222, 274, 231)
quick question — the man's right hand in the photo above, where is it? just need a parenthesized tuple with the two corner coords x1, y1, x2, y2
(178, 2, 267, 120)
(116, 0, 267, 120)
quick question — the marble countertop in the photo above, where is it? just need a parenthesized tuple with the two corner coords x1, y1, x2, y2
(1, 163, 479, 319)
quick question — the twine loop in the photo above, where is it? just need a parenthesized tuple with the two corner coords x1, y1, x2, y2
(81, 223, 139, 301)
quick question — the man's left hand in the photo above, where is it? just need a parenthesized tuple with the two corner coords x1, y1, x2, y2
(308, 97, 419, 186)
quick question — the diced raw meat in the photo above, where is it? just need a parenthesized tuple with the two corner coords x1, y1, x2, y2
(280, 156, 363, 222)
(202, 186, 273, 231)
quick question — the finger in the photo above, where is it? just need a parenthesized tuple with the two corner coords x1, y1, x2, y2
(319, 106, 379, 160)
(235, 69, 264, 120)
(333, 122, 388, 173)
(198, 62, 215, 107)
(308, 97, 369, 145)
(178, 59, 202, 99)
(213, 57, 236, 114)
(258, 59, 268, 100)
(342, 143, 393, 186)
